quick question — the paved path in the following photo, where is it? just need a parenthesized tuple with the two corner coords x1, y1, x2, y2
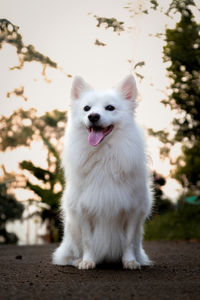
(0, 241, 200, 299)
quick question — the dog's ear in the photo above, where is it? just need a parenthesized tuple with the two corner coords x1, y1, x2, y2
(71, 76, 91, 100)
(117, 75, 137, 102)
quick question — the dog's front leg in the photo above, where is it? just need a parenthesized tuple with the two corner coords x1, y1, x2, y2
(78, 216, 96, 270)
(122, 211, 141, 270)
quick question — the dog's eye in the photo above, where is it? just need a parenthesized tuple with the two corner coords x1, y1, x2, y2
(83, 105, 91, 112)
(105, 105, 115, 111)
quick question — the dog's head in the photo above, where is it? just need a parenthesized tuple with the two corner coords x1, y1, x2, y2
(69, 75, 138, 146)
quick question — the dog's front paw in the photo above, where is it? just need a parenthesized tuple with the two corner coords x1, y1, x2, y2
(136, 250, 153, 266)
(78, 260, 96, 270)
(73, 258, 82, 267)
(137, 255, 153, 267)
(123, 260, 141, 270)
(52, 251, 68, 266)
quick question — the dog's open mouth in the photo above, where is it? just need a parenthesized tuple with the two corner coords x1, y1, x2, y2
(88, 125, 113, 146)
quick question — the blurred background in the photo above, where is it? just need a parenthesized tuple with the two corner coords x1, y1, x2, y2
(0, 0, 200, 245)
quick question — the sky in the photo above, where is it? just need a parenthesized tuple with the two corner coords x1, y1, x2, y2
(1, 0, 174, 119)
(1, 0, 199, 200)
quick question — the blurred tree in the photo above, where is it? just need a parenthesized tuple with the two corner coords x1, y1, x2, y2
(0, 18, 71, 241)
(174, 141, 200, 191)
(145, 197, 200, 241)
(92, 13, 146, 80)
(0, 19, 57, 71)
(163, 3, 200, 140)
(0, 108, 65, 151)
(149, 1, 200, 192)
(0, 18, 72, 99)
(20, 135, 64, 242)
(94, 15, 125, 34)
(0, 179, 24, 244)
(94, 39, 106, 47)
(0, 109, 66, 241)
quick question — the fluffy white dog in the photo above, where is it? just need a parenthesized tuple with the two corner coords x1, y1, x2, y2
(52, 74, 152, 270)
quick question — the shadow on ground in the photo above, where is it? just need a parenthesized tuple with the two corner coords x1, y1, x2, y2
(0, 241, 200, 300)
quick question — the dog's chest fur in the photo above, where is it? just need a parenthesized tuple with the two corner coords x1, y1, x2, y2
(63, 127, 147, 217)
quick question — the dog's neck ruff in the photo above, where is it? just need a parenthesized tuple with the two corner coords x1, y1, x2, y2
(88, 126, 113, 146)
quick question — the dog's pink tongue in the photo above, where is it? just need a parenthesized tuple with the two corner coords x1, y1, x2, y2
(88, 129, 105, 146)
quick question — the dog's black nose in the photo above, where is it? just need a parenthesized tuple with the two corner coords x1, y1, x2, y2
(88, 113, 100, 123)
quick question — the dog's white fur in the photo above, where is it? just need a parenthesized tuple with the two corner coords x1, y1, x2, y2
(52, 75, 153, 269)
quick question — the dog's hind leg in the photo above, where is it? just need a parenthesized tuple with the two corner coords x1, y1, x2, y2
(52, 222, 81, 266)
(133, 215, 152, 266)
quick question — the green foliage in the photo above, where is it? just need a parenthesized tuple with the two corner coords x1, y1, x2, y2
(94, 16, 124, 33)
(7, 86, 27, 101)
(0, 109, 35, 150)
(20, 151, 64, 242)
(163, 9, 200, 142)
(150, 0, 159, 10)
(0, 19, 68, 242)
(0, 108, 66, 241)
(94, 39, 106, 47)
(133, 61, 145, 80)
(20, 161, 53, 183)
(145, 200, 200, 240)
(166, 0, 196, 15)
(26, 180, 61, 209)
(164, 7, 200, 189)
(148, 129, 171, 144)
(174, 139, 200, 189)
(0, 19, 72, 99)
(0, 108, 66, 151)
(0, 19, 57, 70)
(148, 128, 173, 158)
(20, 145, 64, 211)
(41, 110, 65, 127)
(19, 116, 65, 241)
(149, 2, 200, 192)
(0, 181, 24, 243)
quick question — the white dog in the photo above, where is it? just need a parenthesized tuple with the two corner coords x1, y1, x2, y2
(53, 74, 152, 270)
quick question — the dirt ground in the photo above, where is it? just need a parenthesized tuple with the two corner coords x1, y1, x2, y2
(0, 241, 200, 300)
